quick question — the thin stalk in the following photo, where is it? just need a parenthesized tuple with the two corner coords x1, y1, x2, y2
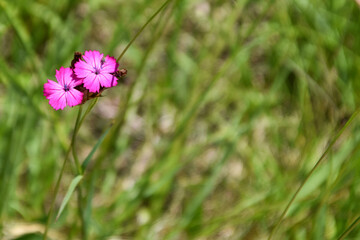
(78, 98, 99, 129)
(72, 113, 85, 239)
(116, 0, 172, 62)
(72, 111, 83, 174)
(91, 0, 172, 171)
(114, 1, 171, 132)
(71, 99, 98, 240)
(43, 100, 98, 240)
(268, 109, 360, 240)
(43, 106, 83, 240)
(72, 98, 98, 174)
(77, 186, 87, 240)
(337, 216, 360, 240)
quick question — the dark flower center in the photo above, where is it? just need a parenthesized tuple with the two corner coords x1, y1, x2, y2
(93, 66, 101, 75)
(64, 84, 70, 91)
(93, 58, 105, 75)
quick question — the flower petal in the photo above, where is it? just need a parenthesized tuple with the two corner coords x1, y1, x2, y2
(83, 50, 103, 70)
(83, 74, 101, 93)
(44, 79, 63, 98)
(74, 60, 93, 79)
(101, 56, 118, 74)
(70, 73, 84, 87)
(66, 89, 83, 107)
(55, 67, 73, 86)
(99, 73, 117, 88)
(48, 91, 67, 110)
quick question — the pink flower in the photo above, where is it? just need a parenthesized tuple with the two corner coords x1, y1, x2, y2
(44, 67, 84, 110)
(74, 50, 119, 93)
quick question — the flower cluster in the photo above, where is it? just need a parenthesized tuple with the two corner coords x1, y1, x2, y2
(44, 50, 127, 110)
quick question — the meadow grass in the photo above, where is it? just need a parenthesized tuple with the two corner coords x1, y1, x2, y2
(1, 0, 360, 239)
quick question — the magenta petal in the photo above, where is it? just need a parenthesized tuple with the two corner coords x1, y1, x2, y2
(48, 91, 66, 110)
(74, 60, 93, 78)
(71, 76, 84, 87)
(99, 73, 117, 88)
(66, 89, 83, 107)
(45, 67, 84, 110)
(83, 50, 103, 70)
(83, 74, 100, 93)
(101, 56, 118, 74)
(55, 69, 64, 86)
(55, 67, 73, 86)
(44, 80, 63, 97)
(73, 50, 120, 93)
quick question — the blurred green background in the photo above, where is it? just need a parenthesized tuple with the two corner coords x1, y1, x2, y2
(1, 0, 360, 239)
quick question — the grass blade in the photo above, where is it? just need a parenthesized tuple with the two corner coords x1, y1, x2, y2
(268, 109, 360, 239)
(337, 216, 360, 240)
(81, 126, 112, 171)
(56, 175, 83, 221)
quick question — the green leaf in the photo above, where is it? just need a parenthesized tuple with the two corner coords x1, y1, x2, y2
(81, 126, 111, 171)
(56, 175, 83, 221)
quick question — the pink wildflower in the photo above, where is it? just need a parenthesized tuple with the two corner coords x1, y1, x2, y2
(44, 67, 84, 110)
(74, 50, 119, 93)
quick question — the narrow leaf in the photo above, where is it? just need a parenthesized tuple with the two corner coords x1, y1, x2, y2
(81, 126, 111, 171)
(56, 175, 83, 221)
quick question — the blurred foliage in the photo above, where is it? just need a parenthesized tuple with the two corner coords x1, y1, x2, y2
(1, 0, 360, 239)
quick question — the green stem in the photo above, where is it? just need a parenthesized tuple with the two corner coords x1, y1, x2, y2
(78, 98, 99, 130)
(72, 106, 83, 174)
(43, 106, 83, 240)
(337, 216, 360, 240)
(43, 100, 98, 240)
(71, 98, 98, 174)
(71, 108, 86, 239)
(268, 109, 360, 240)
(77, 186, 87, 240)
(71, 100, 98, 239)
(92, 0, 171, 177)
(116, 0, 172, 63)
